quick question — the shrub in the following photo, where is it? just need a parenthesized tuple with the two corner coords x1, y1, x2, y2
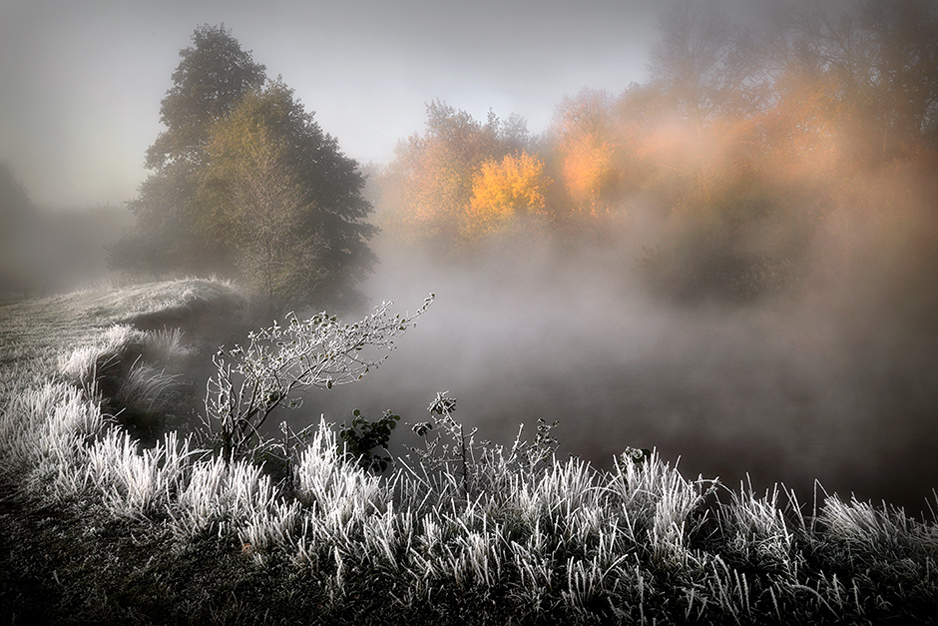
(411, 391, 476, 498)
(410, 392, 565, 503)
(339, 408, 401, 473)
(202, 295, 434, 463)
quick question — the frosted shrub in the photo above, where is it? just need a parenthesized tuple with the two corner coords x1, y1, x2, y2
(411, 391, 477, 498)
(203, 295, 433, 462)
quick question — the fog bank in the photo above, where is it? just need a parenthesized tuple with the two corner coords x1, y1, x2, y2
(294, 227, 938, 515)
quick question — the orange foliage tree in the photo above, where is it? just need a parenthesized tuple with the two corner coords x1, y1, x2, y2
(374, 0, 938, 306)
(549, 89, 624, 218)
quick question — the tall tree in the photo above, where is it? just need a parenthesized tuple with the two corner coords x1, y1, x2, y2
(549, 89, 624, 217)
(113, 25, 375, 313)
(767, 0, 938, 163)
(647, 3, 737, 123)
(862, 0, 938, 154)
(113, 24, 267, 275)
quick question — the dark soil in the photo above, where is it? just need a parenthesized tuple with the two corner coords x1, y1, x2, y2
(0, 479, 304, 626)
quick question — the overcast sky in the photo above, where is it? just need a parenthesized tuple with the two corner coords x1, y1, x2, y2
(0, 0, 799, 209)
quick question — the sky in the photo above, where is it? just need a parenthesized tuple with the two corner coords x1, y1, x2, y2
(0, 0, 680, 209)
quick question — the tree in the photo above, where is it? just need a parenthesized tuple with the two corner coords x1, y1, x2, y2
(862, 0, 938, 154)
(0, 162, 31, 224)
(0, 162, 36, 297)
(199, 80, 377, 314)
(113, 25, 376, 314)
(113, 24, 267, 275)
(379, 101, 530, 249)
(647, 3, 738, 123)
(465, 151, 551, 239)
(549, 89, 624, 217)
(766, 0, 938, 164)
(200, 105, 310, 315)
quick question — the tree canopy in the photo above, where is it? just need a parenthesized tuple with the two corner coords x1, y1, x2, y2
(373, 0, 938, 306)
(378, 101, 541, 249)
(466, 151, 551, 239)
(147, 24, 268, 171)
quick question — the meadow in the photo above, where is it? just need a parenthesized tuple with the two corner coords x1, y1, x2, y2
(1, 278, 937, 625)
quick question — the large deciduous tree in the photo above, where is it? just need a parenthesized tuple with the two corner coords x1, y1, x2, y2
(647, 3, 738, 123)
(113, 25, 376, 313)
(549, 89, 623, 217)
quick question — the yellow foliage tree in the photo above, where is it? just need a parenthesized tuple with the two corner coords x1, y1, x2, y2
(379, 102, 501, 248)
(197, 80, 376, 315)
(465, 151, 550, 238)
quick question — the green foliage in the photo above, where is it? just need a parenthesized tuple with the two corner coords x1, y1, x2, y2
(621, 445, 652, 465)
(147, 25, 268, 171)
(339, 408, 400, 473)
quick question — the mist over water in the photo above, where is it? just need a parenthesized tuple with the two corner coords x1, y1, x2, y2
(4, 0, 934, 521)
(294, 223, 938, 516)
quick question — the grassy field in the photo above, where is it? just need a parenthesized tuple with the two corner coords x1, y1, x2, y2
(1, 279, 937, 625)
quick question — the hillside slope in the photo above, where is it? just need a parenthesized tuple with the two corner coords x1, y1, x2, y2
(0, 278, 244, 376)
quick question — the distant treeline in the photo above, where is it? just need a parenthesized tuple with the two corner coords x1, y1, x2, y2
(375, 0, 938, 306)
(0, 162, 133, 300)
(6, 2, 937, 317)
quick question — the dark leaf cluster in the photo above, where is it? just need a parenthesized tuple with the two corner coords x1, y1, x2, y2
(339, 408, 401, 473)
